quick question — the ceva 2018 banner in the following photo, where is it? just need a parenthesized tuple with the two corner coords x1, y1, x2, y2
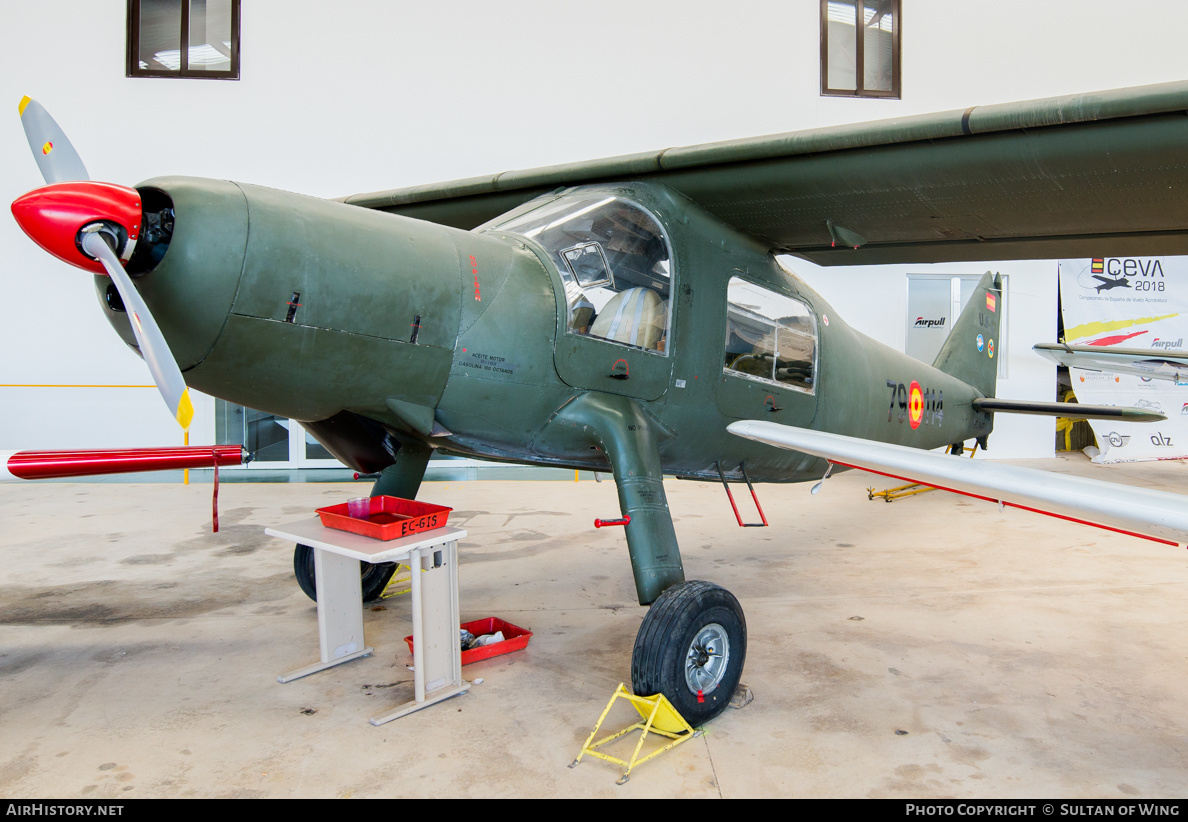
(1059, 257, 1188, 462)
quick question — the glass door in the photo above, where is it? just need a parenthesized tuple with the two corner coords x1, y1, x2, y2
(906, 274, 1008, 377)
(292, 420, 343, 467)
(215, 400, 345, 468)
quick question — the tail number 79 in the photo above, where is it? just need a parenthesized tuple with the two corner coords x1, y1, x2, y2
(887, 380, 942, 429)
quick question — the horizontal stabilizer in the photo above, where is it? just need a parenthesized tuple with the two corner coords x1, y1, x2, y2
(1034, 343, 1188, 385)
(972, 397, 1166, 422)
(727, 420, 1188, 547)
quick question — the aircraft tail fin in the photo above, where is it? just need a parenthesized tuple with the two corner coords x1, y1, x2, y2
(932, 271, 1002, 398)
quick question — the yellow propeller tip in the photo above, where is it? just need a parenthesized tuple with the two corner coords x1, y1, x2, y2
(176, 389, 195, 430)
(18, 96, 31, 116)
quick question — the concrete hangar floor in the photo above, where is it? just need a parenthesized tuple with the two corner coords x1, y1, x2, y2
(2, 455, 1188, 799)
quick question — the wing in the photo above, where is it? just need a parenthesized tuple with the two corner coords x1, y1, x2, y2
(1034, 343, 1188, 385)
(344, 82, 1188, 266)
(727, 420, 1188, 547)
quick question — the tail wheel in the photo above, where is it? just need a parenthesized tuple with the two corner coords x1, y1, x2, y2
(292, 543, 397, 603)
(631, 580, 747, 726)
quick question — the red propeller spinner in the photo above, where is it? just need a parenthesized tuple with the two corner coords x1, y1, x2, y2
(11, 181, 141, 274)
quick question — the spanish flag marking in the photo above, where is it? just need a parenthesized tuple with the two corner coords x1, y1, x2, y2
(41, 141, 53, 155)
(985, 292, 996, 313)
(908, 381, 924, 430)
(1091, 258, 1104, 273)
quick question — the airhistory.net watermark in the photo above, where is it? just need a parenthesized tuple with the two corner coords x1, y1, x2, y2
(5, 806, 123, 816)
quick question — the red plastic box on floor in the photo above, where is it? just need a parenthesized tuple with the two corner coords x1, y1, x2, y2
(405, 617, 533, 665)
(316, 496, 452, 541)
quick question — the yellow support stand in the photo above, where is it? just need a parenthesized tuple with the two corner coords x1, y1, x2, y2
(1056, 390, 1093, 452)
(867, 443, 978, 502)
(569, 684, 700, 785)
(867, 481, 934, 502)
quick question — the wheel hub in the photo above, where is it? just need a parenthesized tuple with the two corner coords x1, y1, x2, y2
(684, 622, 730, 695)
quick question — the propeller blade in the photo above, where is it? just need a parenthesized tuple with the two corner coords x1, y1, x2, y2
(80, 230, 194, 430)
(14, 98, 189, 430)
(19, 96, 89, 184)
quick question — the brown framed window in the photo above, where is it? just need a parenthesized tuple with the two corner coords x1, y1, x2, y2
(821, 0, 899, 98)
(127, 0, 240, 79)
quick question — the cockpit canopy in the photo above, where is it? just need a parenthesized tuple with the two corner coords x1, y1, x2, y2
(488, 191, 673, 355)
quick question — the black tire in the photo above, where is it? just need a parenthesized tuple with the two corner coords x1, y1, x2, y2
(292, 543, 397, 603)
(631, 580, 747, 727)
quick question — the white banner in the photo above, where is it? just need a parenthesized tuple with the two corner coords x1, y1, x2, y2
(1059, 257, 1188, 463)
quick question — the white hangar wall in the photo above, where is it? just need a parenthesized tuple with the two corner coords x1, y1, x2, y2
(0, 1, 1183, 457)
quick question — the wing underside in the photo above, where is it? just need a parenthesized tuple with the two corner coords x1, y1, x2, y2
(727, 420, 1188, 547)
(344, 82, 1188, 266)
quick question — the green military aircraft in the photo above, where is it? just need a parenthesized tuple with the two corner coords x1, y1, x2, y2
(12, 82, 1188, 726)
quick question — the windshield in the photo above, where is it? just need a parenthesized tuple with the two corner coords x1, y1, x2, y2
(491, 192, 673, 355)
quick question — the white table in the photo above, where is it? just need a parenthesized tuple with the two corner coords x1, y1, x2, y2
(265, 518, 470, 724)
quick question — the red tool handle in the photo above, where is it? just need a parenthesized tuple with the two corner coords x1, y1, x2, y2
(594, 515, 631, 528)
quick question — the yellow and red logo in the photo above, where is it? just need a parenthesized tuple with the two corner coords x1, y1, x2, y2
(41, 141, 53, 155)
(908, 380, 924, 429)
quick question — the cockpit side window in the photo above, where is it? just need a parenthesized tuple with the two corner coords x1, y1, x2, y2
(492, 194, 673, 355)
(724, 276, 817, 394)
(562, 242, 613, 289)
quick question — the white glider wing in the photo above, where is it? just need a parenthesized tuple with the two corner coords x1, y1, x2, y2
(727, 420, 1188, 548)
(1034, 343, 1188, 385)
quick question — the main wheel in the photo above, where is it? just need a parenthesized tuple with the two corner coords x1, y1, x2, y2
(631, 580, 747, 727)
(292, 544, 397, 603)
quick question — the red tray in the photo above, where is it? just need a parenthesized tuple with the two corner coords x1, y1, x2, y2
(405, 617, 533, 665)
(316, 496, 452, 541)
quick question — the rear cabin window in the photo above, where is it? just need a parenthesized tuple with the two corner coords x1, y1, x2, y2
(494, 194, 673, 355)
(724, 277, 817, 394)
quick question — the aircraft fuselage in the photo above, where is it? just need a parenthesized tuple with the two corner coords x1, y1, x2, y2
(95, 178, 992, 488)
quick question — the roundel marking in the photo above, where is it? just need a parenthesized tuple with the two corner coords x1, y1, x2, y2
(976, 334, 984, 352)
(988, 339, 995, 359)
(908, 380, 924, 429)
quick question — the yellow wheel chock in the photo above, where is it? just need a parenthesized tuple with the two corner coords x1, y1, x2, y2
(379, 563, 413, 598)
(569, 684, 700, 785)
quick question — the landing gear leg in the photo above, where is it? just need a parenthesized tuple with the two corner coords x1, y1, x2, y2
(369, 439, 432, 499)
(553, 395, 746, 720)
(554, 393, 684, 605)
(293, 439, 433, 603)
